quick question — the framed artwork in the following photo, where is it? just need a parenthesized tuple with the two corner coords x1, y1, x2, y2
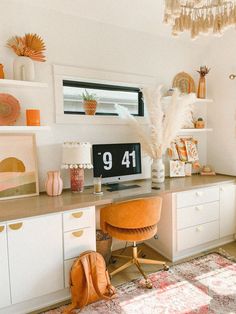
(170, 160, 185, 177)
(168, 142, 179, 160)
(185, 139, 199, 162)
(0, 134, 39, 200)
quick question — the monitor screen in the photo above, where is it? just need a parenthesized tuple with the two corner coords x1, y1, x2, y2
(92, 143, 142, 179)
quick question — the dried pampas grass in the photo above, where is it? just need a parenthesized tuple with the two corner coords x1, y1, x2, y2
(7, 33, 46, 62)
(116, 86, 195, 160)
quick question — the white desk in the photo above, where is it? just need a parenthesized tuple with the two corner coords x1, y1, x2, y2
(0, 175, 235, 314)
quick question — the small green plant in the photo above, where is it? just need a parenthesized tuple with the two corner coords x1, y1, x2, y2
(82, 89, 97, 101)
(197, 117, 203, 121)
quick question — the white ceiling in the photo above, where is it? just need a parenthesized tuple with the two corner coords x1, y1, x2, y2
(6, 0, 232, 45)
(6, 0, 174, 37)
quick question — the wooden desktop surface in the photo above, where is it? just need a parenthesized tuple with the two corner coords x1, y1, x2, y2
(0, 174, 235, 223)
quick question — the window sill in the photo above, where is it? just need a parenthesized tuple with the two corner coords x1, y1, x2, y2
(56, 114, 147, 125)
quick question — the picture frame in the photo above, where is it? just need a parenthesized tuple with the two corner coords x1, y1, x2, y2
(169, 160, 185, 177)
(0, 133, 39, 200)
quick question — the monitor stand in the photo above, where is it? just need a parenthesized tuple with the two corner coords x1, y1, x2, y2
(105, 182, 140, 192)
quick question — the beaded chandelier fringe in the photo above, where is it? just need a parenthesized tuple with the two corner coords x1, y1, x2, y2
(164, 0, 236, 39)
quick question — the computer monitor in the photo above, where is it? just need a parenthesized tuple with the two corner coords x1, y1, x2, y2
(92, 143, 142, 184)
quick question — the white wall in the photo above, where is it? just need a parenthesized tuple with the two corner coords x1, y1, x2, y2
(203, 29, 236, 175)
(0, 1, 205, 190)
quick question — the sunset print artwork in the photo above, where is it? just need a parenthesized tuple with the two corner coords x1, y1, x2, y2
(0, 134, 39, 200)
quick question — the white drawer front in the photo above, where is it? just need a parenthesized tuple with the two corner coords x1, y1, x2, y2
(176, 186, 219, 208)
(63, 207, 94, 232)
(64, 258, 76, 288)
(177, 221, 219, 252)
(177, 201, 219, 230)
(64, 227, 96, 260)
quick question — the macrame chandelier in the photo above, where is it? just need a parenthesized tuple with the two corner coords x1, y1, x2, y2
(164, 0, 236, 39)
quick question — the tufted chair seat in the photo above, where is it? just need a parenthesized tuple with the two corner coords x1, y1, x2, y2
(106, 223, 157, 242)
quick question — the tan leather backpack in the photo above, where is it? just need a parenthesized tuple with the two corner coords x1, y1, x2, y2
(63, 251, 116, 314)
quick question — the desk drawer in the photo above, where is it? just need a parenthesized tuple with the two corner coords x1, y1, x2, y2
(63, 207, 94, 232)
(64, 227, 96, 260)
(176, 186, 219, 208)
(177, 201, 219, 230)
(177, 220, 219, 251)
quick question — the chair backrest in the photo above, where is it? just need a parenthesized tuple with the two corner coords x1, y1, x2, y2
(100, 196, 162, 231)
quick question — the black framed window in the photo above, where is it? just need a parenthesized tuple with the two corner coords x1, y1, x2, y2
(63, 80, 144, 116)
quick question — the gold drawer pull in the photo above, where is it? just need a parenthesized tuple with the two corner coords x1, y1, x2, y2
(72, 230, 84, 238)
(72, 212, 83, 219)
(9, 223, 23, 230)
(0, 226, 5, 233)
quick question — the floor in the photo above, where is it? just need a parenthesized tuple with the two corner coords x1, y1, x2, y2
(108, 241, 236, 286)
(32, 241, 236, 314)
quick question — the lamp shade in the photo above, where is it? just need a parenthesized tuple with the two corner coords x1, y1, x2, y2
(62, 142, 93, 169)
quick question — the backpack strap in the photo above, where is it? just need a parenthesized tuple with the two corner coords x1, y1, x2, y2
(79, 255, 92, 308)
(89, 253, 116, 300)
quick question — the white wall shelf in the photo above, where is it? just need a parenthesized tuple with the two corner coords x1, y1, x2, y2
(0, 79, 48, 88)
(0, 126, 50, 132)
(178, 128, 213, 134)
(162, 96, 213, 104)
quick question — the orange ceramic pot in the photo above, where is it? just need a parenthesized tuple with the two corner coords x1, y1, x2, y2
(0, 64, 5, 79)
(83, 100, 97, 115)
(26, 109, 40, 126)
(195, 120, 205, 129)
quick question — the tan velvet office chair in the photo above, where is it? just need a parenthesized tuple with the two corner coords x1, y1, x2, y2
(100, 196, 169, 288)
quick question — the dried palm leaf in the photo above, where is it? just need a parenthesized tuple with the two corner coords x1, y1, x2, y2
(6, 33, 46, 62)
(24, 33, 46, 52)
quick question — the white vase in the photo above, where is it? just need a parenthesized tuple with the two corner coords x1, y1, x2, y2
(13, 56, 35, 81)
(151, 158, 165, 183)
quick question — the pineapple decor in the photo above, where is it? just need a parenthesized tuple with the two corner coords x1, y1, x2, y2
(82, 90, 98, 115)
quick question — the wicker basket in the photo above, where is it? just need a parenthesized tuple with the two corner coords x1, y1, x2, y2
(96, 230, 112, 265)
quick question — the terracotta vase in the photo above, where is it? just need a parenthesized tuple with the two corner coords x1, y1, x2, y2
(83, 100, 97, 115)
(70, 168, 84, 192)
(151, 158, 165, 184)
(45, 171, 63, 196)
(0, 64, 5, 79)
(13, 56, 35, 81)
(197, 76, 206, 99)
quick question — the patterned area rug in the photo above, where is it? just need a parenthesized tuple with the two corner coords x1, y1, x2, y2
(43, 252, 236, 314)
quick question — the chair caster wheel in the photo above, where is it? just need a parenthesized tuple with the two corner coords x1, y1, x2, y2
(110, 257, 117, 264)
(145, 280, 153, 289)
(163, 264, 169, 271)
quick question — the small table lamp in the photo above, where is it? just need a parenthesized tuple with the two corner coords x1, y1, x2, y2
(62, 142, 93, 192)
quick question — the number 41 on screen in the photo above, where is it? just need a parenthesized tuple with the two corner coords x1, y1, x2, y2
(103, 151, 136, 170)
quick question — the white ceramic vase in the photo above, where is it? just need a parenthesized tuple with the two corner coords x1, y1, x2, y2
(13, 56, 35, 81)
(151, 158, 165, 184)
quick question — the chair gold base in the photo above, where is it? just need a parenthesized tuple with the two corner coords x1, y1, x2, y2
(110, 243, 169, 289)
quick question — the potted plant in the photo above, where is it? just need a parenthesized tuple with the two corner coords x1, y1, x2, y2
(82, 90, 97, 115)
(195, 117, 205, 129)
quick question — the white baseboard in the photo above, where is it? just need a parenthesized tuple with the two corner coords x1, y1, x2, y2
(0, 289, 70, 314)
(147, 236, 235, 263)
